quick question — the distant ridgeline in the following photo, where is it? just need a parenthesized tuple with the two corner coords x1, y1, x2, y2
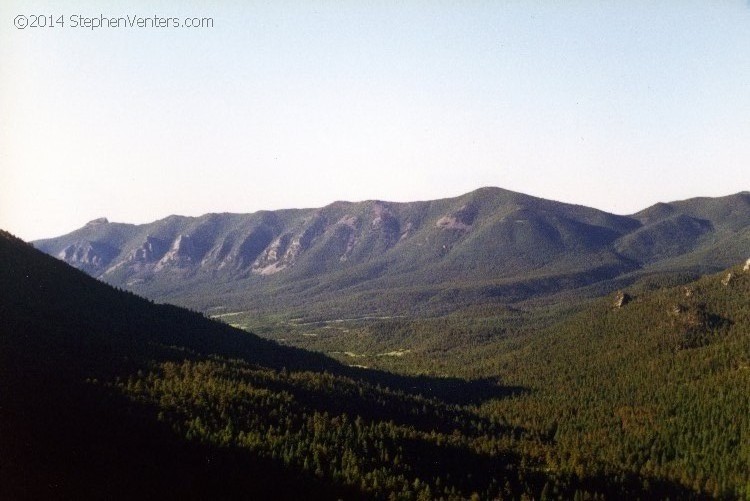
(33, 187, 750, 318)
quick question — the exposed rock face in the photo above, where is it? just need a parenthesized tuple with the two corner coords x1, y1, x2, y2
(135, 236, 167, 263)
(721, 272, 734, 286)
(252, 234, 293, 274)
(85, 217, 109, 226)
(202, 237, 235, 269)
(337, 215, 359, 230)
(744, 258, 750, 272)
(57, 241, 117, 271)
(436, 204, 478, 231)
(106, 236, 170, 275)
(251, 229, 313, 276)
(337, 216, 360, 262)
(614, 291, 631, 308)
(59, 242, 96, 265)
(156, 234, 199, 270)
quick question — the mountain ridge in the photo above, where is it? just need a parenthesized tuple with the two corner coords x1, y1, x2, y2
(34, 187, 750, 317)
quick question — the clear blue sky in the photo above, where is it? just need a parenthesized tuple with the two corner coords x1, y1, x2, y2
(1, 1, 749, 240)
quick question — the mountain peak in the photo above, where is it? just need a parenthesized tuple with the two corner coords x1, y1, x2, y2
(86, 217, 109, 226)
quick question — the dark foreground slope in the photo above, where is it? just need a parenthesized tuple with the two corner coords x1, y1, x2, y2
(0, 230, 356, 500)
(34, 188, 750, 318)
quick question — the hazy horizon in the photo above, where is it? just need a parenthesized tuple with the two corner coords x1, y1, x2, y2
(2, 1, 749, 241)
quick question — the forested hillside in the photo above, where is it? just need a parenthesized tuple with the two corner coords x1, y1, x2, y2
(2, 230, 749, 499)
(218, 261, 750, 499)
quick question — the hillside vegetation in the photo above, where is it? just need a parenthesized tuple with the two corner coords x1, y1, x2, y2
(254, 263, 750, 499)
(2, 230, 749, 499)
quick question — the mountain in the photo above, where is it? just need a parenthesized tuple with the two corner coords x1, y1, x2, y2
(34, 187, 750, 318)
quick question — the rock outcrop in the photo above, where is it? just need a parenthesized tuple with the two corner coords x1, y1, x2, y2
(85, 217, 109, 226)
(156, 234, 199, 270)
(436, 204, 478, 231)
(57, 240, 117, 271)
(614, 291, 631, 308)
(132, 236, 168, 263)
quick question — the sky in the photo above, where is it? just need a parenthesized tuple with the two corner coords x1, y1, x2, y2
(1, 1, 749, 241)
